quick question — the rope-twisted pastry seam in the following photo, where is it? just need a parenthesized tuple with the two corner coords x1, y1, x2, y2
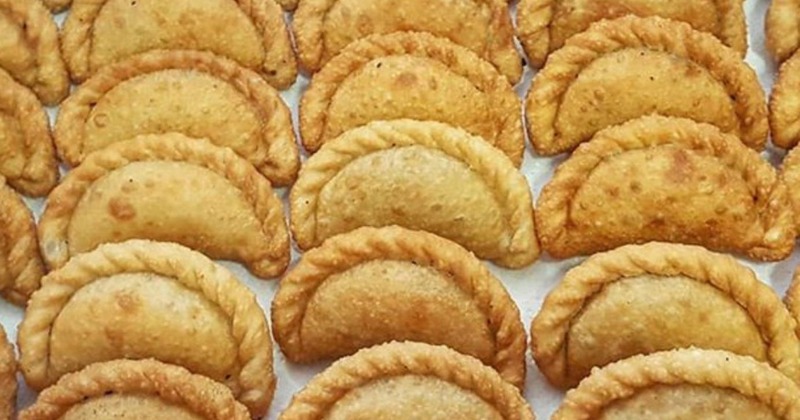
(553, 349, 800, 419)
(782, 267, 800, 339)
(525, 15, 768, 155)
(299, 31, 524, 165)
(779, 146, 800, 232)
(770, 53, 800, 149)
(272, 226, 527, 389)
(19, 359, 250, 420)
(0, 178, 45, 306)
(18, 240, 276, 417)
(0, 325, 15, 420)
(766, 0, 800, 63)
(290, 119, 539, 268)
(41, 0, 70, 12)
(279, 341, 534, 420)
(38, 133, 290, 278)
(532, 242, 800, 389)
(54, 49, 299, 186)
(536, 115, 794, 261)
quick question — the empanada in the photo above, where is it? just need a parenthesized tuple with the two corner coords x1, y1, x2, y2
(532, 242, 800, 389)
(18, 240, 276, 417)
(293, 0, 521, 81)
(290, 119, 539, 268)
(38, 133, 290, 278)
(0, 325, 15, 420)
(517, 0, 747, 69)
(782, 266, 800, 338)
(0, 0, 68, 105)
(780, 147, 800, 232)
(767, 0, 800, 64)
(0, 177, 46, 305)
(299, 32, 524, 165)
(272, 226, 527, 389)
(61, 0, 297, 89)
(553, 349, 800, 419)
(770, 53, 800, 150)
(55, 50, 299, 186)
(280, 341, 535, 420)
(526, 16, 768, 156)
(537, 116, 794, 261)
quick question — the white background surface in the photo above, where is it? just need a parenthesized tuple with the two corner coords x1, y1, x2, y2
(1, 1, 796, 418)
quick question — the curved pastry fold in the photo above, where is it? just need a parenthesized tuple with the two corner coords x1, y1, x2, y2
(280, 341, 535, 420)
(290, 119, 539, 268)
(55, 50, 299, 186)
(293, 0, 521, 81)
(553, 349, 800, 419)
(299, 32, 524, 165)
(0, 177, 46, 305)
(770, 53, 800, 150)
(38, 133, 290, 278)
(61, 0, 297, 89)
(767, 0, 800, 63)
(0, 325, 15, 420)
(536, 116, 795, 261)
(526, 16, 767, 155)
(272, 226, 527, 389)
(18, 240, 276, 417)
(532, 242, 800, 389)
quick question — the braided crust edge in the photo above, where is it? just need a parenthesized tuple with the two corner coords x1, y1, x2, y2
(770, 52, 800, 150)
(766, 0, 800, 63)
(0, 325, 15, 420)
(525, 15, 768, 156)
(290, 119, 539, 268)
(536, 115, 795, 261)
(778, 146, 800, 232)
(0, 177, 46, 305)
(279, 341, 534, 420)
(18, 240, 276, 417)
(272, 226, 527, 388)
(532, 242, 800, 389)
(54, 49, 299, 186)
(37, 133, 290, 278)
(553, 349, 800, 419)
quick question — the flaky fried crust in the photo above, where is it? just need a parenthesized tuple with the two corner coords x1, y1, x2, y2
(290, 119, 539, 268)
(767, 0, 800, 63)
(0, 325, 15, 420)
(18, 240, 276, 417)
(532, 242, 800, 389)
(536, 115, 794, 261)
(0, 177, 45, 306)
(54, 50, 299, 186)
(20, 359, 250, 420)
(280, 341, 534, 420)
(770, 53, 800, 150)
(37, 133, 290, 278)
(525, 15, 767, 155)
(272, 226, 527, 388)
(553, 349, 800, 419)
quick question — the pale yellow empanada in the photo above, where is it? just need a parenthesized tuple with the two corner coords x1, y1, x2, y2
(770, 52, 800, 150)
(290, 119, 539, 269)
(299, 32, 524, 165)
(767, 0, 800, 63)
(537, 116, 794, 261)
(0, 177, 45, 305)
(526, 16, 767, 155)
(533, 242, 800, 389)
(55, 50, 299, 186)
(0, 324, 14, 420)
(280, 341, 535, 420)
(18, 240, 276, 417)
(38, 133, 290, 278)
(272, 226, 527, 389)
(61, 0, 297, 89)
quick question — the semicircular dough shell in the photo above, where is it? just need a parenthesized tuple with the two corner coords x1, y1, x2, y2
(0, 177, 46, 305)
(18, 240, 276, 418)
(0, 325, 14, 420)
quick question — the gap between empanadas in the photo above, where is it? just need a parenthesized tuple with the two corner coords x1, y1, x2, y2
(41, 0, 69, 12)
(0, 177, 46, 305)
(0, 324, 15, 420)
(767, 0, 800, 63)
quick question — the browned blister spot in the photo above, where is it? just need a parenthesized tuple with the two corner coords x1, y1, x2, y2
(108, 196, 136, 221)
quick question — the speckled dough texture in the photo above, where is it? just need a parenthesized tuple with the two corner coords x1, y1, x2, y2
(0, 325, 15, 420)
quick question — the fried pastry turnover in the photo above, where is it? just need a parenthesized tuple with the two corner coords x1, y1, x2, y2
(61, 0, 297, 89)
(0, 324, 15, 420)
(770, 52, 800, 150)
(55, 50, 299, 186)
(300, 32, 524, 165)
(526, 16, 767, 156)
(0, 177, 46, 305)
(280, 341, 535, 420)
(38, 133, 290, 278)
(290, 119, 539, 268)
(272, 226, 527, 389)
(767, 0, 800, 64)
(18, 240, 276, 417)
(536, 116, 795, 261)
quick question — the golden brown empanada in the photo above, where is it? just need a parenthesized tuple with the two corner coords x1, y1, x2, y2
(782, 267, 800, 338)
(770, 53, 800, 150)
(517, 0, 747, 69)
(299, 32, 524, 165)
(38, 133, 290, 278)
(61, 0, 297, 89)
(54, 50, 299, 186)
(0, 0, 68, 105)
(280, 341, 535, 420)
(272, 226, 527, 389)
(526, 16, 767, 156)
(290, 119, 539, 268)
(293, 0, 521, 81)
(767, 0, 800, 64)
(533, 242, 800, 389)
(537, 116, 794, 261)
(20, 359, 250, 420)
(0, 177, 45, 305)
(18, 240, 276, 417)
(553, 349, 800, 419)
(779, 147, 800, 232)
(0, 325, 15, 420)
